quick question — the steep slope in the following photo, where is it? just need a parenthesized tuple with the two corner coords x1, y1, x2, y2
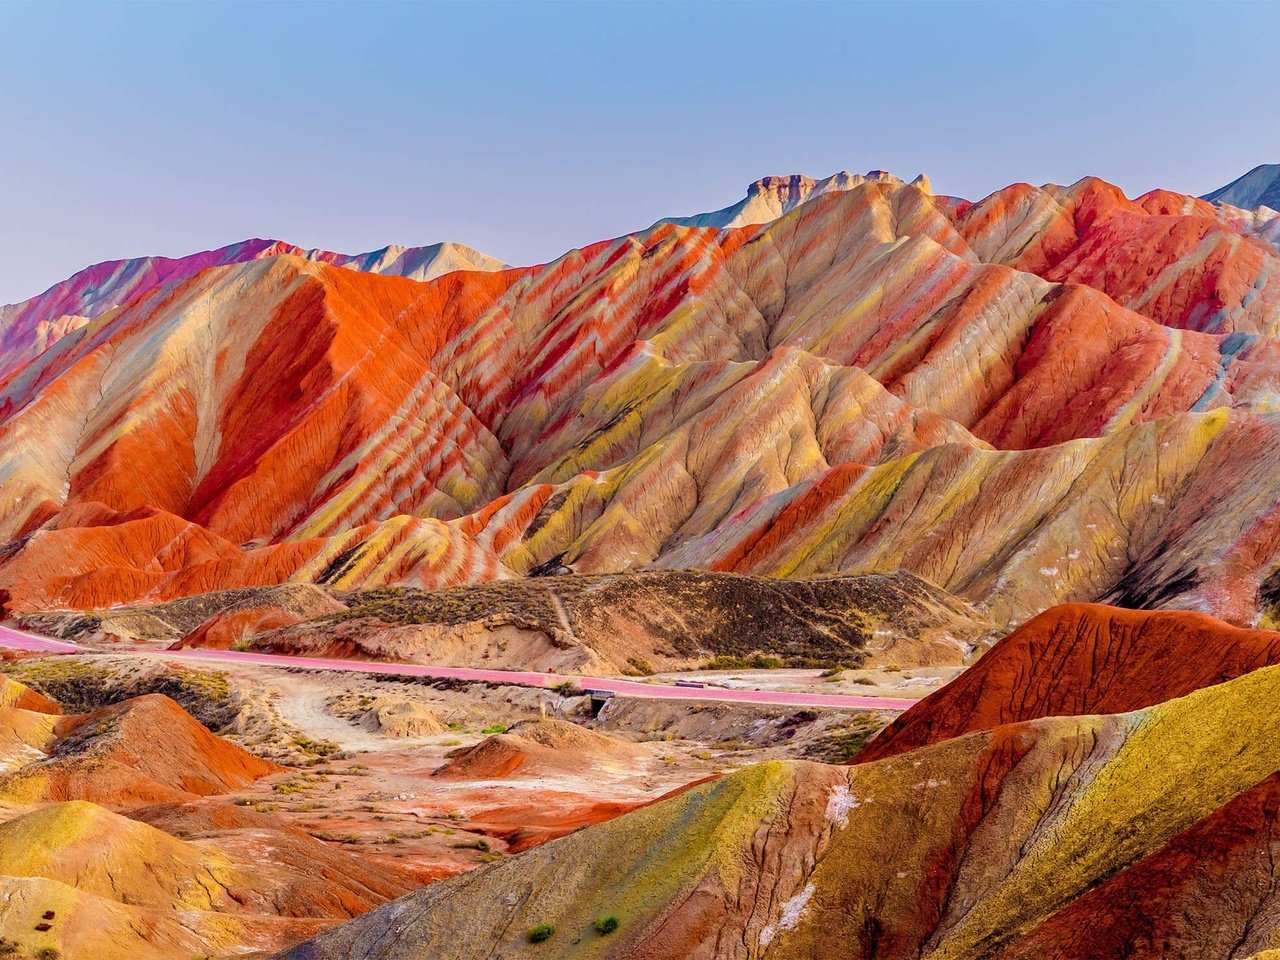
(986, 769, 1280, 960)
(4, 177, 1280, 622)
(858, 603, 1280, 762)
(0, 238, 504, 379)
(275, 661, 1280, 960)
(1204, 163, 1280, 211)
(947, 176, 1280, 334)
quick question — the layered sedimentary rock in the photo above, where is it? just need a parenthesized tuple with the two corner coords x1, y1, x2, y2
(0, 693, 281, 805)
(276, 661, 1280, 960)
(0, 685, 422, 960)
(0, 238, 503, 378)
(858, 603, 1280, 762)
(3, 174, 1280, 622)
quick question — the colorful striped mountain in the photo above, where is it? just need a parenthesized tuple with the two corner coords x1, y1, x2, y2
(2, 171, 1280, 629)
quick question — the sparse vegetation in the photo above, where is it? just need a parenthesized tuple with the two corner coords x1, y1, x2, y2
(527, 923, 556, 943)
(624, 657, 655, 676)
(803, 716, 885, 763)
(703, 653, 786, 670)
(480, 723, 508, 734)
(594, 915, 620, 934)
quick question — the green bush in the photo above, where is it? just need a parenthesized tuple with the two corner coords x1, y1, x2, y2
(528, 923, 556, 943)
(594, 915, 620, 935)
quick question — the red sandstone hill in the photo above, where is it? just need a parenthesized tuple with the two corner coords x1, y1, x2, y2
(857, 603, 1280, 763)
(0, 693, 282, 805)
(3, 177, 1280, 622)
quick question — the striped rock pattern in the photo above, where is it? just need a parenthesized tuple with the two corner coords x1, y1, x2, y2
(0, 238, 503, 378)
(2, 176, 1280, 621)
(277, 660, 1280, 960)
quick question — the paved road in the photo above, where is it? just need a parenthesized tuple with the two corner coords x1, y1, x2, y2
(0, 623, 919, 712)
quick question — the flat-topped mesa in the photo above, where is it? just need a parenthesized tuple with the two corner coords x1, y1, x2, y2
(661, 168, 932, 228)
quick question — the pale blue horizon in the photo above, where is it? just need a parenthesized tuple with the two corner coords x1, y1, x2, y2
(2, 0, 1278, 305)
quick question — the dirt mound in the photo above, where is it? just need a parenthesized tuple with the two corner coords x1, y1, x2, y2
(0, 674, 61, 714)
(363, 696, 446, 738)
(0, 693, 283, 805)
(433, 719, 646, 780)
(252, 569, 992, 673)
(859, 602, 1280, 762)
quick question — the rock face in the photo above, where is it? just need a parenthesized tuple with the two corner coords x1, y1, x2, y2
(274, 660, 1280, 960)
(658, 169, 929, 228)
(5, 173, 1280, 625)
(183, 570, 993, 673)
(857, 603, 1280, 762)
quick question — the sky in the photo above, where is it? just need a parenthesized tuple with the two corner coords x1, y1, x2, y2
(2, 0, 1278, 305)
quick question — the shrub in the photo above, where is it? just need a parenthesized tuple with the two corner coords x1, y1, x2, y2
(528, 923, 555, 943)
(480, 723, 508, 734)
(624, 657, 655, 676)
(594, 915, 620, 935)
(703, 653, 786, 671)
(36, 949, 61, 960)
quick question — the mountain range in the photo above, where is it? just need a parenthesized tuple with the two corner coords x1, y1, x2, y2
(3, 168, 1280, 630)
(6, 163, 1280, 960)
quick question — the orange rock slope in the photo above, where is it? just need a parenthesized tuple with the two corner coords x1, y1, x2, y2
(2, 174, 1280, 622)
(857, 603, 1280, 762)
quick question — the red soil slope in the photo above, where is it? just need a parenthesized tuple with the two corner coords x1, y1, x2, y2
(859, 603, 1280, 762)
(1, 694, 282, 805)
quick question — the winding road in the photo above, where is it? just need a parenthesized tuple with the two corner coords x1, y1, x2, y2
(0, 623, 920, 712)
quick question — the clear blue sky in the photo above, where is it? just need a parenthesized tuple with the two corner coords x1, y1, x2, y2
(2, 0, 1278, 305)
